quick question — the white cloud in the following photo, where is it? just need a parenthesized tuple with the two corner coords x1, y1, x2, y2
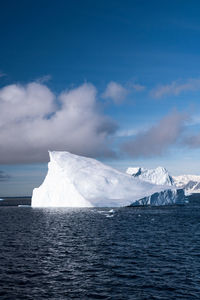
(0, 82, 117, 163)
(0, 83, 55, 125)
(151, 78, 200, 99)
(121, 111, 188, 157)
(102, 81, 128, 104)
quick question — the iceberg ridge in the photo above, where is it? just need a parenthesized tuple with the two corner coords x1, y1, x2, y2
(126, 166, 174, 186)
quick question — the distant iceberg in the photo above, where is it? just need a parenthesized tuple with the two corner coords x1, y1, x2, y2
(131, 189, 185, 206)
(173, 174, 200, 195)
(32, 151, 185, 207)
(126, 166, 174, 186)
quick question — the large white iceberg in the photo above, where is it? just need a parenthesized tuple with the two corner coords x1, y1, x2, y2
(32, 151, 184, 207)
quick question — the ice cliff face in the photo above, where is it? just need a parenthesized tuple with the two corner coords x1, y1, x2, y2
(131, 189, 184, 206)
(32, 151, 184, 207)
(126, 166, 174, 186)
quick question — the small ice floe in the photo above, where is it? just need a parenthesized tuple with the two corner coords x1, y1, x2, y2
(97, 209, 115, 218)
(105, 209, 115, 218)
(105, 214, 114, 218)
(0, 198, 4, 201)
(18, 205, 31, 207)
(138, 214, 141, 217)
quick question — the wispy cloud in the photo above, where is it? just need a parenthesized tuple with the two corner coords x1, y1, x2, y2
(183, 131, 200, 148)
(102, 81, 128, 104)
(36, 74, 52, 84)
(121, 111, 188, 158)
(116, 128, 140, 137)
(0, 71, 6, 78)
(187, 114, 200, 126)
(151, 78, 200, 99)
(0, 82, 117, 163)
(116, 124, 150, 137)
(126, 79, 146, 92)
(132, 83, 146, 91)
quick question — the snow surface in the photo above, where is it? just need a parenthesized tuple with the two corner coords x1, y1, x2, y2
(173, 174, 200, 187)
(173, 175, 200, 195)
(32, 151, 184, 207)
(126, 166, 174, 186)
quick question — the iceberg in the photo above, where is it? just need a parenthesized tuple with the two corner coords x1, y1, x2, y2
(131, 189, 185, 206)
(173, 174, 200, 195)
(32, 151, 185, 207)
(126, 166, 174, 186)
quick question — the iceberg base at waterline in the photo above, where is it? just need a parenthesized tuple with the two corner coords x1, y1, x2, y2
(31, 151, 185, 207)
(131, 189, 185, 206)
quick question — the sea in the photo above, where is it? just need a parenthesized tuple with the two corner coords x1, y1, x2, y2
(0, 196, 200, 299)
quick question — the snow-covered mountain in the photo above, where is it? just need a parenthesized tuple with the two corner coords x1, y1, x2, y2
(32, 151, 184, 207)
(126, 166, 174, 186)
(173, 175, 200, 194)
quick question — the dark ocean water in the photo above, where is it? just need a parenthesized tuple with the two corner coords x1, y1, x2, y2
(0, 200, 200, 299)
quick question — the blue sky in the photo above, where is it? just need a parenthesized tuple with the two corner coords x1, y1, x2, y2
(2, 0, 200, 195)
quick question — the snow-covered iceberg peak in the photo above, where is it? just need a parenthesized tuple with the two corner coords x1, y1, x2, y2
(32, 151, 184, 207)
(126, 166, 174, 186)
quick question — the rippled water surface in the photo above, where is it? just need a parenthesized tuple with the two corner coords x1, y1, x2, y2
(0, 201, 200, 299)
